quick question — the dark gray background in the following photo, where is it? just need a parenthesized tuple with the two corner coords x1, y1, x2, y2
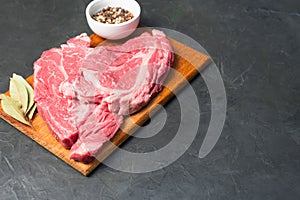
(0, 0, 299, 199)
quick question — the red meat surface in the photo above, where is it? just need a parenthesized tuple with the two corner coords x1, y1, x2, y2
(34, 30, 174, 163)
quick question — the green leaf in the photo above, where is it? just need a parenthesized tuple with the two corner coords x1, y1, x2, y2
(0, 94, 31, 126)
(9, 77, 28, 113)
(12, 73, 35, 114)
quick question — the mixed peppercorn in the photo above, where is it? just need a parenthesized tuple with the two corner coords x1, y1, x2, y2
(92, 6, 134, 24)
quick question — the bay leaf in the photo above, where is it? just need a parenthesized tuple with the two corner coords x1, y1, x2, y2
(12, 73, 34, 114)
(9, 77, 28, 113)
(0, 94, 31, 126)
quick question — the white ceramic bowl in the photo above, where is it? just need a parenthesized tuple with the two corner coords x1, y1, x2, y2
(86, 0, 141, 40)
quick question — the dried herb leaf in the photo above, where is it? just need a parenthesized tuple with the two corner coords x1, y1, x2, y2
(27, 103, 36, 120)
(12, 73, 35, 114)
(0, 94, 31, 126)
(9, 77, 28, 113)
(1, 74, 36, 127)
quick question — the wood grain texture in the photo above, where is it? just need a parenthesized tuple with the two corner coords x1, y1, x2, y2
(0, 33, 211, 176)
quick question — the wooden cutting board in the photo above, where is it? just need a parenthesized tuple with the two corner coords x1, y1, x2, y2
(0, 33, 211, 176)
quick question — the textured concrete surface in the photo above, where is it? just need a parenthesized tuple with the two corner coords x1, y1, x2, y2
(0, 0, 299, 199)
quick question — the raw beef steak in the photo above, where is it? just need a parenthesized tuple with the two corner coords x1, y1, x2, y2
(74, 30, 174, 115)
(34, 30, 174, 163)
(34, 33, 91, 149)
